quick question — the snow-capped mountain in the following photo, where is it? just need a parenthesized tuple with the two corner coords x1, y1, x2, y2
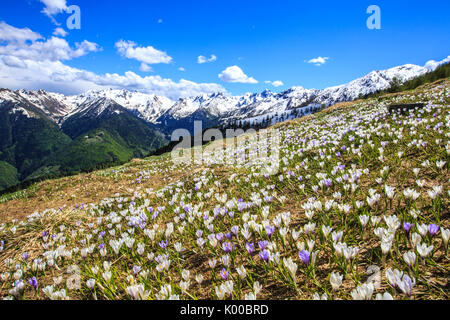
(0, 58, 447, 133)
(316, 64, 431, 105)
(0, 89, 71, 121)
(64, 97, 124, 120)
(68, 89, 174, 124)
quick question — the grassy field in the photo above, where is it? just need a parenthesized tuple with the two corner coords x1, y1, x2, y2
(0, 80, 448, 300)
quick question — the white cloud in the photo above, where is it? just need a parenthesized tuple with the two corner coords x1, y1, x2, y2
(218, 65, 258, 84)
(265, 80, 284, 87)
(139, 63, 153, 72)
(0, 22, 99, 62)
(307, 56, 329, 66)
(0, 22, 225, 100)
(158, 19, 163, 24)
(53, 27, 68, 37)
(1, 55, 27, 69)
(424, 55, 450, 71)
(39, 0, 67, 16)
(198, 54, 217, 64)
(0, 22, 42, 43)
(178, 67, 186, 71)
(115, 40, 172, 65)
(0, 36, 100, 62)
(0, 57, 226, 99)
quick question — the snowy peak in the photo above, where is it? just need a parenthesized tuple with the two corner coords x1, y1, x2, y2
(14, 89, 75, 121)
(164, 92, 240, 119)
(66, 89, 174, 123)
(65, 96, 124, 120)
(317, 63, 430, 106)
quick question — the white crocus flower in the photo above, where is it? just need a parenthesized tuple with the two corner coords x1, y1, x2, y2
(416, 243, 433, 258)
(282, 258, 298, 280)
(417, 223, 428, 237)
(351, 282, 374, 300)
(403, 251, 416, 267)
(329, 271, 343, 291)
(442, 228, 450, 247)
(408, 232, 421, 249)
(359, 215, 369, 227)
(385, 268, 403, 288)
(384, 185, 395, 199)
(253, 281, 263, 296)
(244, 292, 257, 300)
(194, 274, 204, 285)
(376, 292, 394, 300)
(236, 265, 247, 280)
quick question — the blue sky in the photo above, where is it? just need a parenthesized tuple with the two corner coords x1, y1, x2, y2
(0, 0, 449, 98)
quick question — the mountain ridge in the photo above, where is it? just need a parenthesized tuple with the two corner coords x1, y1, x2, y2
(1, 59, 446, 129)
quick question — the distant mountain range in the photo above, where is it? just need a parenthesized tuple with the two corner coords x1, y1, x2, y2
(0, 57, 447, 191)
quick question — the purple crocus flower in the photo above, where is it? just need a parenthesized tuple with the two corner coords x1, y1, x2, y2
(299, 250, 310, 265)
(403, 222, 412, 234)
(225, 232, 232, 240)
(28, 277, 38, 289)
(428, 224, 440, 236)
(246, 243, 255, 255)
(99, 243, 105, 250)
(133, 265, 141, 275)
(399, 275, 414, 297)
(231, 226, 239, 236)
(324, 179, 332, 188)
(159, 240, 168, 249)
(259, 250, 270, 262)
(22, 252, 29, 261)
(222, 242, 234, 253)
(220, 268, 229, 280)
(258, 241, 268, 250)
(216, 233, 224, 242)
(265, 226, 275, 238)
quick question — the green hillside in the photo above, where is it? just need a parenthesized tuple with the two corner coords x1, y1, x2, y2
(0, 161, 19, 190)
(0, 102, 168, 192)
(0, 102, 72, 180)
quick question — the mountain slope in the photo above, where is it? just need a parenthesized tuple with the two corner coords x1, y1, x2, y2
(0, 92, 72, 180)
(0, 92, 168, 191)
(0, 161, 19, 190)
(53, 97, 168, 174)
